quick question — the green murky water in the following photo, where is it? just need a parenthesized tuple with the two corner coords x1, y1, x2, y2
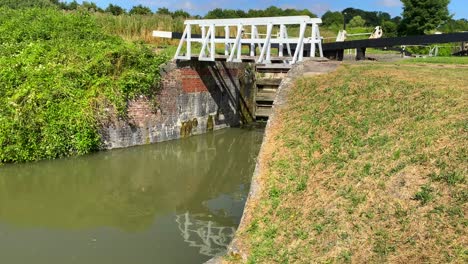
(0, 128, 263, 264)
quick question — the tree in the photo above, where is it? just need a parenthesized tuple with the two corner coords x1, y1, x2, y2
(438, 18, 468, 33)
(205, 7, 316, 19)
(321, 11, 344, 27)
(105, 4, 125, 16)
(129, 4, 152, 15)
(342, 7, 391, 26)
(382, 20, 398, 37)
(263, 6, 282, 17)
(64, 0, 78, 10)
(0, 0, 54, 9)
(172, 9, 190, 18)
(392, 16, 402, 24)
(348, 15, 366, 28)
(80, 1, 102, 12)
(205, 8, 224, 18)
(399, 0, 451, 35)
(156, 7, 171, 16)
(376, 11, 391, 23)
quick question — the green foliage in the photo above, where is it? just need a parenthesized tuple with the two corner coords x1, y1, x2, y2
(404, 45, 456, 57)
(399, 0, 451, 35)
(438, 18, 468, 33)
(156, 7, 171, 16)
(205, 6, 317, 19)
(105, 3, 126, 16)
(414, 185, 434, 205)
(402, 56, 468, 64)
(78, 1, 103, 12)
(0, 7, 169, 163)
(382, 20, 398, 37)
(348, 15, 366, 28)
(172, 9, 190, 18)
(59, 0, 78, 10)
(0, 0, 54, 9)
(154, 7, 190, 18)
(342, 7, 392, 27)
(129, 4, 152, 15)
(321, 11, 344, 28)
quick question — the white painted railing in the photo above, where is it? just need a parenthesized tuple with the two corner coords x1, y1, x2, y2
(157, 16, 323, 64)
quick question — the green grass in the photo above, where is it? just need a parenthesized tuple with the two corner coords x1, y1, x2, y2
(233, 62, 467, 263)
(402, 56, 468, 64)
(0, 7, 170, 163)
(94, 12, 184, 46)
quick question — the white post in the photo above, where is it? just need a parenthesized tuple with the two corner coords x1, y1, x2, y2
(266, 23, 273, 63)
(315, 24, 323, 57)
(311, 23, 316, 58)
(279, 24, 284, 57)
(201, 26, 206, 39)
(199, 26, 211, 60)
(174, 26, 186, 59)
(225, 26, 230, 56)
(292, 22, 306, 64)
(199, 26, 207, 58)
(284, 27, 292, 57)
(228, 25, 243, 62)
(186, 24, 191, 58)
(257, 23, 273, 63)
(254, 26, 262, 54)
(250, 25, 255, 56)
(210, 24, 215, 61)
(236, 24, 242, 61)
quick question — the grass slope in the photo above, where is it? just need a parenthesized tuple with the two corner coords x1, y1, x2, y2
(234, 62, 467, 263)
(0, 7, 169, 163)
(402, 56, 468, 65)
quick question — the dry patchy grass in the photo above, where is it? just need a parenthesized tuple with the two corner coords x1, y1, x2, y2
(232, 63, 467, 263)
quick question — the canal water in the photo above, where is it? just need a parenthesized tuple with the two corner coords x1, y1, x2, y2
(0, 128, 263, 264)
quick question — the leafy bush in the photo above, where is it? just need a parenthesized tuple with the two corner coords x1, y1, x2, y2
(0, 0, 54, 9)
(0, 7, 169, 163)
(404, 45, 454, 56)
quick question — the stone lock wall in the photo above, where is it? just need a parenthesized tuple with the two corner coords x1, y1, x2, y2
(100, 60, 256, 149)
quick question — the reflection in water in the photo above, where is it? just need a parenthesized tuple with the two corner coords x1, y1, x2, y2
(176, 212, 235, 257)
(0, 128, 263, 264)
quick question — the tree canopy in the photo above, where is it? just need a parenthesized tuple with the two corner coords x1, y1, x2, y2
(342, 7, 392, 26)
(105, 4, 125, 16)
(399, 0, 451, 35)
(205, 6, 317, 19)
(321, 11, 344, 28)
(348, 15, 366, 28)
(438, 18, 468, 33)
(129, 4, 152, 15)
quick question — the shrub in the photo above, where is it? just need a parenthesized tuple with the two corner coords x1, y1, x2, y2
(0, 7, 169, 162)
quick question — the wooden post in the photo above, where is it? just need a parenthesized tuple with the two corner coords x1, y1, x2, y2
(356, 47, 366, 60)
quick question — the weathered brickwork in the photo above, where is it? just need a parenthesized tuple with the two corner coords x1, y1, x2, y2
(181, 68, 208, 93)
(99, 60, 256, 149)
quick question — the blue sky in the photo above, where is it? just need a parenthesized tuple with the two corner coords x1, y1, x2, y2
(72, 0, 467, 19)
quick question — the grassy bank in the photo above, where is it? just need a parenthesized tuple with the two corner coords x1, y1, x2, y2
(233, 62, 467, 262)
(402, 56, 468, 65)
(94, 13, 183, 46)
(0, 7, 169, 163)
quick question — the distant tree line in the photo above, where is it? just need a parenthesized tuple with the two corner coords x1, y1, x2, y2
(1, 0, 467, 36)
(204, 6, 316, 19)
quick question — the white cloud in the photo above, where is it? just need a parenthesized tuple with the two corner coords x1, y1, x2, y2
(377, 0, 401, 8)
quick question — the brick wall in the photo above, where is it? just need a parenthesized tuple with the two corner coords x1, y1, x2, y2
(99, 60, 255, 150)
